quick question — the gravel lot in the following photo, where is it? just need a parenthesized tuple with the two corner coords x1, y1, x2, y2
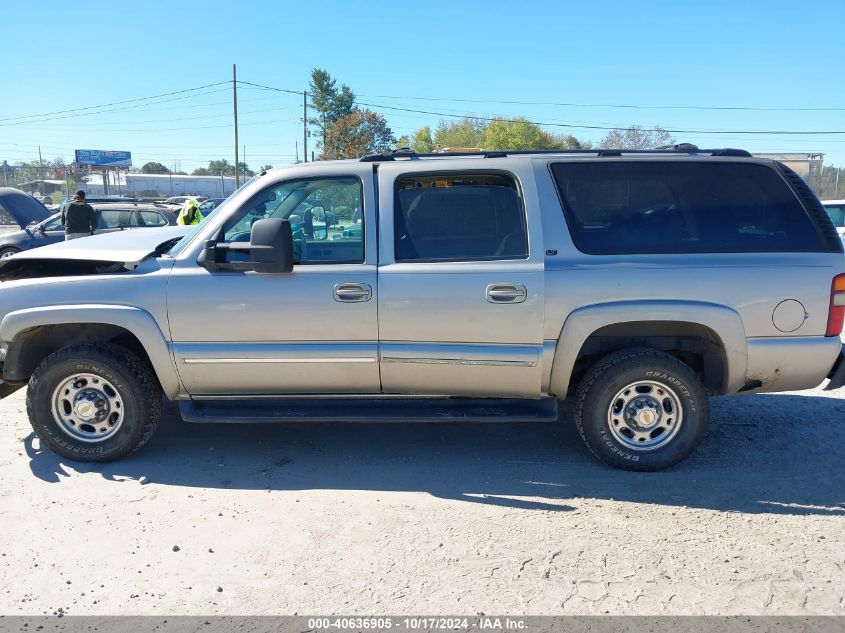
(0, 384, 843, 616)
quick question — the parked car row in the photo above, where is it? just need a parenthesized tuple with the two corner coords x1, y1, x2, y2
(0, 188, 177, 259)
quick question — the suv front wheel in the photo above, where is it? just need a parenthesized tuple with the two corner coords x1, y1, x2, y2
(574, 348, 709, 471)
(26, 343, 161, 462)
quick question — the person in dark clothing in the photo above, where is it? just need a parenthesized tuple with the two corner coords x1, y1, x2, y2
(61, 190, 96, 240)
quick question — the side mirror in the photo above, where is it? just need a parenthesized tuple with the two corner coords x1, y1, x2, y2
(249, 218, 293, 273)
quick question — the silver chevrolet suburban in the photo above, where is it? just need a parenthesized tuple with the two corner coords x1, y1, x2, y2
(1, 146, 844, 471)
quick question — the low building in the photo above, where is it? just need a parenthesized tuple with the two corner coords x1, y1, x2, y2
(753, 152, 823, 179)
(79, 173, 243, 197)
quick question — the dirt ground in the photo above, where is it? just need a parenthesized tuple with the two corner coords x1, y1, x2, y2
(0, 385, 843, 616)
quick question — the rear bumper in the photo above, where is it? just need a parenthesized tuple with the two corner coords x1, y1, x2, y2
(825, 344, 845, 390)
(744, 336, 841, 393)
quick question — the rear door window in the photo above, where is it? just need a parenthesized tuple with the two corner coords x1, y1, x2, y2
(96, 209, 133, 229)
(394, 173, 528, 262)
(551, 161, 824, 254)
(138, 210, 169, 227)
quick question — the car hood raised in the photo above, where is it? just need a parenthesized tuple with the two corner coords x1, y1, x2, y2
(0, 188, 53, 228)
(4, 225, 190, 265)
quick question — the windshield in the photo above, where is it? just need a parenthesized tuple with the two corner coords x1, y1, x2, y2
(165, 177, 255, 256)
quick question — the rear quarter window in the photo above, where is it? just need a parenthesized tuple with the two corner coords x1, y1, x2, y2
(551, 161, 825, 254)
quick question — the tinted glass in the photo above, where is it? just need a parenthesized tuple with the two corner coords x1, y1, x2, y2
(222, 177, 363, 264)
(551, 162, 823, 254)
(824, 204, 845, 228)
(139, 210, 168, 227)
(97, 209, 133, 229)
(394, 173, 528, 262)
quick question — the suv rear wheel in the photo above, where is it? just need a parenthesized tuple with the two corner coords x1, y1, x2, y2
(26, 343, 161, 462)
(574, 347, 709, 471)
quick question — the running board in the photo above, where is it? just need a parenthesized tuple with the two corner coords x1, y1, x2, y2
(178, 397, 559, 424)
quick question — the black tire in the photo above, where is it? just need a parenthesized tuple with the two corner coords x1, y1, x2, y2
(26, 343, 161, 462)
(573, 347, 709, 471)
(0, 247, 21, 259)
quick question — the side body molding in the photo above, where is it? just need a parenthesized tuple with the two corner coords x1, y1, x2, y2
(0, 304, 181, 399)
(548, 300, 748, 398)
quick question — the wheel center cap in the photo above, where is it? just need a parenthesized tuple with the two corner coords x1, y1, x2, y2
(637, 409, 657, 428)
(75, 401, 96, 420)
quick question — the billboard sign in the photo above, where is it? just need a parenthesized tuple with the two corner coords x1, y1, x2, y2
(74, 149, 132, 168)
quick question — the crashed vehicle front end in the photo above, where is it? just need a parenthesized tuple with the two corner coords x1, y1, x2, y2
(0, 228, 186, 398)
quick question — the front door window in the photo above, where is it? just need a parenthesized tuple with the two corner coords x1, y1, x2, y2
(221, 177, 364, 264)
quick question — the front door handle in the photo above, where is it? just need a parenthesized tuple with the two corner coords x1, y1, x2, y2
(334, 283, 372, 303)
(486, 283, 527, 304)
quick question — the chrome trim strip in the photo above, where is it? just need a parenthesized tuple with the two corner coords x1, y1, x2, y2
(183, 357, 377, 365)
(381, 357, 537, 368)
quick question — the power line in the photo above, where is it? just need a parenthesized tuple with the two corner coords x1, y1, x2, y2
(0, 87, 233, 127)
(354, 100, 845, 136)
(0, 81, 231, 123)
(353, 93, 845, 113)
(240, 80, 845, 136)
(0, 105, 296, 128)
(236, 80, 303, 96)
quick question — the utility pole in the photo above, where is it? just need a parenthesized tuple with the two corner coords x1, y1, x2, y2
(303, 91, 308, 163)
(243, 145, 246, 181)
(233, 63, 240, 188)
(295, 141, 299, 164)
(2, 161, 8, 187)
(37, 145, 44, 195)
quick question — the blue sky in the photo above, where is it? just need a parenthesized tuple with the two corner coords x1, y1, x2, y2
(3, 0, 844, 172)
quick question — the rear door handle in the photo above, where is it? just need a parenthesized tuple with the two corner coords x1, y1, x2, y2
(334, 283, 372, 302)
(486, 283, 527, 304)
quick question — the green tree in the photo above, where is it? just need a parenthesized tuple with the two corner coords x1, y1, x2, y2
(411, 126, 435, 153)
(600, 125, 674, 150)
(309, 68, 356, 155)
(537, 131, 589, 150)
(433, 118, 485, 149)
(140, 161, 170, 174)
(192, 159, 253, 177)
(395, 135, 410, 150)
(322, 109, 395, 160)
(482, 118, 544, 150)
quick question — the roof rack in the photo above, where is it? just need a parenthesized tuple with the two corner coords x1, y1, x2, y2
(359, 146, 752, 162)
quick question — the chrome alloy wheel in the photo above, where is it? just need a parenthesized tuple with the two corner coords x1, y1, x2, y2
(607, 380, 683, 451)
(51, 373, 125, 443)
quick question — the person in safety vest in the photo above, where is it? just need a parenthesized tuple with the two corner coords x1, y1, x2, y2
(176, 198, 204, 226)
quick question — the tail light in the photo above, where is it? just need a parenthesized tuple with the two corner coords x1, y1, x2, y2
(826, 274, 845, 336)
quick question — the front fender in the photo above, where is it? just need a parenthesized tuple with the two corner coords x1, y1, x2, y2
(548, 300, 748, 398)
(0, 304, 181, 399)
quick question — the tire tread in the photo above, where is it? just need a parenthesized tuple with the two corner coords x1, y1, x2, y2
(26, 342, 161, 461)
(573, 347, 707, 471)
